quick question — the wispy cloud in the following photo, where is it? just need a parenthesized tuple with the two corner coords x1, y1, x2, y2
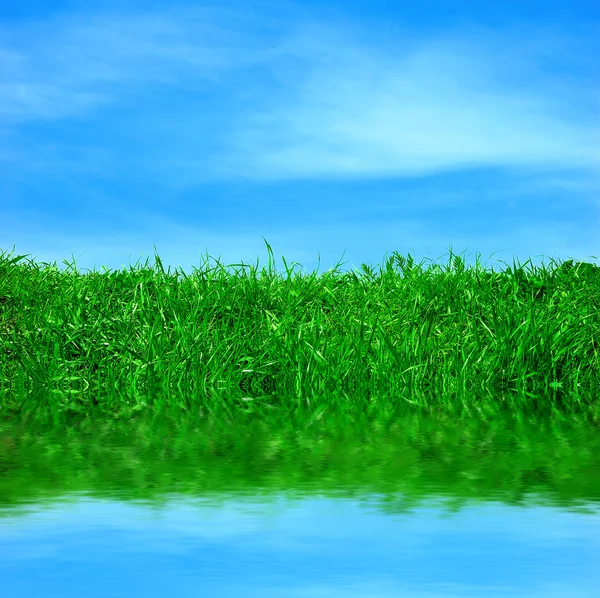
(1, 3, 598, 187)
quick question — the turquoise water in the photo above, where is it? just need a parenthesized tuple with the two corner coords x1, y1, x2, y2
(1, 406, 599, 596)
(1, 493, 599, 597)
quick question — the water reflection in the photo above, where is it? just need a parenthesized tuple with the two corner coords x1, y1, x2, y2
(1, 404, 599, 596)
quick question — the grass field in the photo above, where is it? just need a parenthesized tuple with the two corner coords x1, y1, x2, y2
(1, 239, 599, 422)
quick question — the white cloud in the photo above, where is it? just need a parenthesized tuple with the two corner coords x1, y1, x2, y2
(211, 20, 599, 181)
(0, 3, 597, 185)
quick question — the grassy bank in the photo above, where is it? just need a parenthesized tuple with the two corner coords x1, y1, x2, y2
(1, 239, 599, 420)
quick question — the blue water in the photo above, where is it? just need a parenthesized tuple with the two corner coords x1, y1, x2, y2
(2, 493, 599, 597)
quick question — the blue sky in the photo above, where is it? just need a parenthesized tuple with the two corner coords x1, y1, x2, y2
(2, 0, 599, 279)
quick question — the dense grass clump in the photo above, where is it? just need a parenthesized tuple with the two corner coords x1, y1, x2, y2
(0, 239, 599, 420)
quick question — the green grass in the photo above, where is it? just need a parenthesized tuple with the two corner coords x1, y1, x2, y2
(1, 238, 599, 421)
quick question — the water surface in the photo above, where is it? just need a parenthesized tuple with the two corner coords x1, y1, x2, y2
(1, 404, 599, 596)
